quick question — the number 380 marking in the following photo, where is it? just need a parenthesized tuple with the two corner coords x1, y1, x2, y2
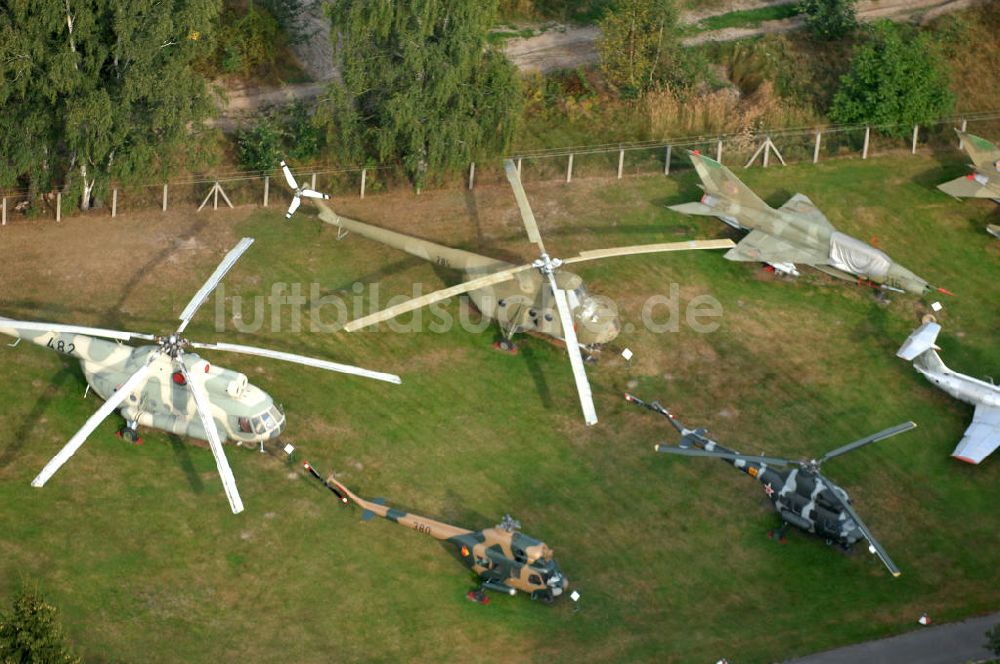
(46, 337, 76, 355)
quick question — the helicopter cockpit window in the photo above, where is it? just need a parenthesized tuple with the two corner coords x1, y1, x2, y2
(573, 286, 600, 322)
(252, 416, 265, 434)
(237, 417, 252, 433)
(261, 411, 274, 429)
(512, 548, 527, 564)
(528, 574, 542, 586)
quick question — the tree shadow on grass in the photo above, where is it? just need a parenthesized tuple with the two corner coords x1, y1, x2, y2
(0, 363, 80, 469)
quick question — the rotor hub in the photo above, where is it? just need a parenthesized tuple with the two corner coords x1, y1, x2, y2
(533, 253, 563, 275)
(157, 334, 189, 358)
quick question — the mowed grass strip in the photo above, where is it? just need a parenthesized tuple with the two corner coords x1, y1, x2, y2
(0, 151, 998, 663)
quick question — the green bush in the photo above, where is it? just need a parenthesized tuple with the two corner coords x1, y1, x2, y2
(830, 21, 954, 138)
(798, 0, 857, 41)
(0, 588, 79, 664)
(217, 5, 283, 76)
(237, 117, 284, 172)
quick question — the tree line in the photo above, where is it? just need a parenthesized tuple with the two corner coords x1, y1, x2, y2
(0, 0, 957, 211)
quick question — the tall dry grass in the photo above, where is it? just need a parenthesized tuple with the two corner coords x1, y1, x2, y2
(644, 82, 821, 149)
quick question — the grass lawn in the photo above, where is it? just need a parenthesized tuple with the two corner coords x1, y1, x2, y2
(0, 151, 999, 663)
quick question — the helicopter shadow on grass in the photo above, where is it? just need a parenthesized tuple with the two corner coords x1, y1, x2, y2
(167, 434, 204, 495)
(0, 363, 82, 470)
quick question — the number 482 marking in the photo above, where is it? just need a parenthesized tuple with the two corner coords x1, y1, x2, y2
(46, 337, 75, 355)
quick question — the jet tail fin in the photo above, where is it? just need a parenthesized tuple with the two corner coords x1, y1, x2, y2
(957, 131, 1000, 170)
(897, 322, 941, 361)
(688, 152, 770, 211)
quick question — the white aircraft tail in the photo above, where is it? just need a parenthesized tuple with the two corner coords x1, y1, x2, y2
(897, 322, 947, 373)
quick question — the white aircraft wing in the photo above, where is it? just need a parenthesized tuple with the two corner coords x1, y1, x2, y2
(952, 405, 1000, 464)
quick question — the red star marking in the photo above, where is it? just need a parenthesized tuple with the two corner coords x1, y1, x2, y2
(763, 483, 775, 497)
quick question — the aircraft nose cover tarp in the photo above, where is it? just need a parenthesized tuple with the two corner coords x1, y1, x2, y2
(827, 232, 892, 280)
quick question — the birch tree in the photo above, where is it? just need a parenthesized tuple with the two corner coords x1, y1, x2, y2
(0, 0, 220, 209)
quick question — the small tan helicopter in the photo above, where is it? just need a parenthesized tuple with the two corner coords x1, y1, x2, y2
(282, 160, 733, 425)
(1, 238, 400, 514)
(304, 462, 569, 602)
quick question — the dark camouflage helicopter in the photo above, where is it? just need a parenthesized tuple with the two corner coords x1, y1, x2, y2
(625, 394, 916, 576)
(304, 462, 569, 602)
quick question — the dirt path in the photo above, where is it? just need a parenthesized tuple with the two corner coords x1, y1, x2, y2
(682, 0, 989, 46)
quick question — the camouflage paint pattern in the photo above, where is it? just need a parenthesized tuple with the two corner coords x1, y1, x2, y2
(0, 318, 286, 445)
(669, 152, 937, 295)
(325, 475, 568, 601)
(938, 132, 1000, 201)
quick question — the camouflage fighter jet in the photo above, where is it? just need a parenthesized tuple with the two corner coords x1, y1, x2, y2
(898, 321, 1000, 464)
(304, 462, 569, 602)
(625, 394, 916, 576)
(283, 159, 733, 426)
(0, 238, 400, 514)
(668, 152, 948, 296)
(937, 131, 1000, 205)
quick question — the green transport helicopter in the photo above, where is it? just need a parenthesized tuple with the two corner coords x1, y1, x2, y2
(304, 462, 570, 603)
(625, 394, 916, 576)
(280, 159, 733, 426)
(0, 238, 400, 514)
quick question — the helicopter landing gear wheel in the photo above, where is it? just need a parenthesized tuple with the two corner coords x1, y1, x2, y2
(466, 589, 489, 605)
(531, 589, 554, 603)
(116, 423, 141, 445)
(768, 524, 788, 544)
(493, 338, 518, 354)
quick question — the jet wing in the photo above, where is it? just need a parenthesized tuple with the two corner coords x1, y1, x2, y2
(952, 405, 1000, 464)
(937, 175, 997, 199)
(778, 193, 834, 230)
(724, 229, 826, 265)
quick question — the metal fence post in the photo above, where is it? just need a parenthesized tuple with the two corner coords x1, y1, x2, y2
(360, 169, 367, 199)
(617, 148, 624, 179)
(664, 145, 671, 175)
(56, 192, 61, 222)
(862, 126, 870, 160)
(112, 189, 117, 218)
(762, 138, 770, 168)
(468, 162, 475, 190)
(311, 173, 317, 191)
(263, 176, 269, 207)
(911, 125, 919, 154)
(959, 119, 967, 148)
(516, 158, 522, 178)
(162, 184, 168, 212)
(1, 197, 5, 226)
(566, 154, 574, 183)
(716, 139, 723, 163)
(813, 131, 822, 164)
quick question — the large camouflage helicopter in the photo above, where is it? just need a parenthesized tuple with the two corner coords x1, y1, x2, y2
(668, 151, 949, 296)
(624, 394, 916, 576)
(0, 238, 400, 514)
(281, 160, 733, 425)
(304, 462, 569, 602)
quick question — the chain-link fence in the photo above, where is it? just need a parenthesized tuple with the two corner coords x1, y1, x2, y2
(3, 110, 999, 226)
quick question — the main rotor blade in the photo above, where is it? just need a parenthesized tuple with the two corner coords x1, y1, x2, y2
(0, 319, 155, 342)
(816, 471, 900, 577)
(286, 195, 301, 220)
(654, 444, 791, 466)
(31, 357, 156, 487)
(819, 422, 917, 464)
(563, 239, 736, 265)
(343, 263, 535, 332)
(189, 341, 402, 385)
(280, 160, 298, 190)
(176, 238, 255, 334)
(179, 362, 244, 514)
(548, 273, 597, 426)
(503, 159, 546, 255)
